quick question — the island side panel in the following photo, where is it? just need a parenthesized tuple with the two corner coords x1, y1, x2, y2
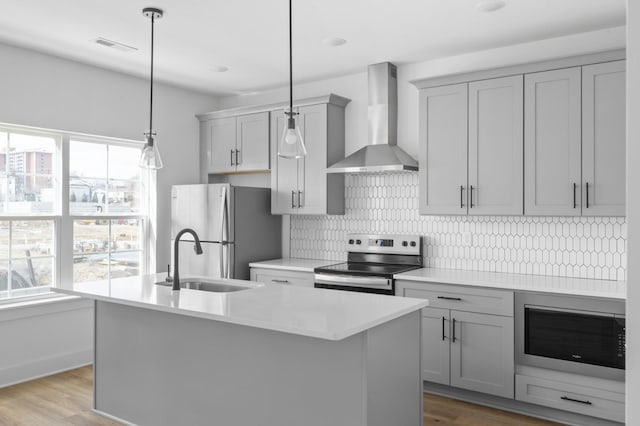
(365, 311, 422, 426)
(94, 301, 367, 426)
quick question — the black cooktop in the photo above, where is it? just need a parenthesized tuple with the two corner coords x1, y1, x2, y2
(314, 262, 421, 278)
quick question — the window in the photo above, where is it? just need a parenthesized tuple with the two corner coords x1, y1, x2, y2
(69, 140, 146, 284)
(0, 124, 149, 301)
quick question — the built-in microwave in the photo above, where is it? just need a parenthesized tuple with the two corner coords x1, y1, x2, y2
(515, 292, 625, 381)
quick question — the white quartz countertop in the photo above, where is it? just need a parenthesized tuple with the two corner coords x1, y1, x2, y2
(248, 258, 334, 272)
(395, 268, 626, 299)
(53, 273, 427, 341)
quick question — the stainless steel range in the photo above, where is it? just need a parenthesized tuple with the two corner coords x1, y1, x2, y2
(314, 234, 423, 295)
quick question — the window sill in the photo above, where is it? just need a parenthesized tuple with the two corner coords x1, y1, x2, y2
(0, 292, 92, 321)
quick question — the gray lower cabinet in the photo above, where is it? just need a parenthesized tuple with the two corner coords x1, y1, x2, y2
(449, 310, 514, 398)
(250, 267, 314, 287)
(421, 307, 450, 384)
(270, 95, 349, 215)
(397, 280, 514, 399)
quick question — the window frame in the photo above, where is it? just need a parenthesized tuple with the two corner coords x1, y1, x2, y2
(0, 123, 150, 304)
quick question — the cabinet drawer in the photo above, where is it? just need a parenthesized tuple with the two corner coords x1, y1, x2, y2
(251, 268, 314, 288)
(398, 281, 513, 316)
(515, 374, 624, 423)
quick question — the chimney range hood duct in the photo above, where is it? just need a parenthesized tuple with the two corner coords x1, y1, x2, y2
(328, 62, 418, 173)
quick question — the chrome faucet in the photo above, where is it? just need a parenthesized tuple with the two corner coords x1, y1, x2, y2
(173, 228, 203, 291)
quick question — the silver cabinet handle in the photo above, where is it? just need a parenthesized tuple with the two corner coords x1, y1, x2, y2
(291, 191, 296, 208)
(573, 183, 577, 209)
(230, 149, 234, 166)
(561, 396, 592, 405)
(271, 279, 290, 284)
(585, 182, 590, 208)
(235, 149, 240, 165)
(298, 190, 303, 208)
(460, 185, 465, 208)
(469, 185, 474, 208)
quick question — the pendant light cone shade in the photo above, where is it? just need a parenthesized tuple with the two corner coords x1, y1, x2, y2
(278, 0, 306, 159)
(278, 116, 307, 158)
(139, 134, 163, 169)
(139, 7, 164, 170)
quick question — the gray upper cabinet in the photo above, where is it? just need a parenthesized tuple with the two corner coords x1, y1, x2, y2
(270, 95, 349, 215)
(582, 60, 626, 217)
(524, 61, 626, 217)
(208, 117, 237, 174)
(524, 67, 582, 216)
(468, 75, 524, 215)
(418, 84, 468, 215)
(206, 112, 270, 174)
(235, 112, 270, 172)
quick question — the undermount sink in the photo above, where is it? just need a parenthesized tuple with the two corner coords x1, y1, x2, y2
(155, 280, 251, 293)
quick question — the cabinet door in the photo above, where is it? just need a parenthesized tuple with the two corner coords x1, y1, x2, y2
(209, 117, 237, 174)
(297, 104, 328, 214)
(468, 76, 524, 215)
(236, 112, 270, 172)
(582, 60, 626, 216)
(450, 311, 514, 398)
(421, 307, 451, 385)
(419, 84, 468, 215)
(270, 110, 298, 214)
(525, 68, 582, 216)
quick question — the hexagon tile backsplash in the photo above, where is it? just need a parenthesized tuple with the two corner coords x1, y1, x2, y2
(290, 173, 627, 281)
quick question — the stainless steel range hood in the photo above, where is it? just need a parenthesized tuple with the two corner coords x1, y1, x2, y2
(328, 62, 418, 173)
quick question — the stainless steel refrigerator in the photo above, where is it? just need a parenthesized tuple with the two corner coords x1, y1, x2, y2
(170, 184, 281, 280)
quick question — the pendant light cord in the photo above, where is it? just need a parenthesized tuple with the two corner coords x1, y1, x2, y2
(289, 0, 293, 115)
(149, 13, 155, 135)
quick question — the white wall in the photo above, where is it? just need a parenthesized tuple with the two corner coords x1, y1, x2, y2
(0, 41, 218, 272)
(0, 41, 217, 386)
(626, 2, 638, 424)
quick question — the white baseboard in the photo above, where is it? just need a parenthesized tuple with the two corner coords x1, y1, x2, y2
(0, 349, 92, 388)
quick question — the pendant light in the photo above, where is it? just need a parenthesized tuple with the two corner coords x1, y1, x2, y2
(277, 0, 307, 159)
(139, 7, 164, 169)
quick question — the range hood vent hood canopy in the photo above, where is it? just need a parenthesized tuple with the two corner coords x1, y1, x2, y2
(328, 62, 418, 173)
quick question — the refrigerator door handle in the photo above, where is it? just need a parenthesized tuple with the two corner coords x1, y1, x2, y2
(225, 244, 231, 279)
(219, 186, 230, 279)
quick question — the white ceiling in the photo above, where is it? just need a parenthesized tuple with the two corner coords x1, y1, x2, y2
(0, 0, 626, 96)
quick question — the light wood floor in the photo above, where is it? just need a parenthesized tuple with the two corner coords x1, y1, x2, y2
(0, 366, 563, 425)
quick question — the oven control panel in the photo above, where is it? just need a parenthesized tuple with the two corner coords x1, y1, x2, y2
(347, 234, 421, 255)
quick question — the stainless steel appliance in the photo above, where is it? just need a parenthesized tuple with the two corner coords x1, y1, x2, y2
(515, 292, 625, 381)
(314, 234, 422, 295)
(327, 63, 419, 173)
(170, 184, 281, 280)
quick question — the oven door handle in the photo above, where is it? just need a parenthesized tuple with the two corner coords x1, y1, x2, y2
(314, 273, 392, 288)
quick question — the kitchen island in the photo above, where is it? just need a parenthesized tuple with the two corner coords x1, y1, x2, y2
(54, 274, 428, 426)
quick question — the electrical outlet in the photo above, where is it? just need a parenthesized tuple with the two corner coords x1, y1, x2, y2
(462, 231, 472, 247)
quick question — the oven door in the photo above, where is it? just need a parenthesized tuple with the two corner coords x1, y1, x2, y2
(314, 273, 393, 295)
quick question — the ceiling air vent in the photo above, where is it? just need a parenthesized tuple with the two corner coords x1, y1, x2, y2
(92, 37, 138, 52)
